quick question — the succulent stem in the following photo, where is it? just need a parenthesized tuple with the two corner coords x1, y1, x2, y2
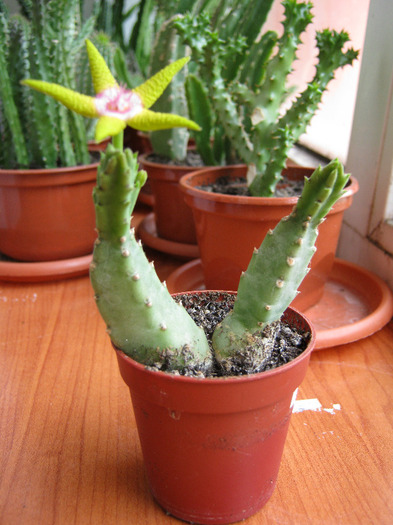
(90, 144, 212, 374)
(212, 159, 350, 370)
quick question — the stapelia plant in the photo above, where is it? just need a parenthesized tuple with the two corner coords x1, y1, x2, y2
(175, 0, 358, 196)
(24, 41, 349, 375)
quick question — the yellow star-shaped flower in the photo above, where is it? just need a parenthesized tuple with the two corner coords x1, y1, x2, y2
(22, 39, 200, 143)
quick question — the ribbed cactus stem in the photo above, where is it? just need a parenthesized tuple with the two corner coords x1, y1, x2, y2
(90, 145, 212, 374)
(148, 17, 189, 161)
(212, 159, 350, 368)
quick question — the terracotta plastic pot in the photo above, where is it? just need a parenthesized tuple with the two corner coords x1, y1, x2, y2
(139, 153, 198, 244)
(180, 165, 358, 311)
(0, 161, 98, 261)
(115, 292, 315, 525)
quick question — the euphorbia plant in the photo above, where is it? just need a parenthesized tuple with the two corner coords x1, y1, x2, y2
(24, 40, 349, 375)
(176, 0, 358, 196)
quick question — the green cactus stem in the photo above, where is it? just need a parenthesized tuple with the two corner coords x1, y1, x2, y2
(148, 16, 190, 162)
(90, 144, 212, 374)
(212, 159, 350, 373)
(0, 0, 95, 169)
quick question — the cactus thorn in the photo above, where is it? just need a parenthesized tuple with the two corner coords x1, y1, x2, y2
(287, 257, 295, 266)
(121, 249, 130, 257)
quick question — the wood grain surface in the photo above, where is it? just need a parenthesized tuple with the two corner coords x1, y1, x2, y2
(1, 204, 392, 525)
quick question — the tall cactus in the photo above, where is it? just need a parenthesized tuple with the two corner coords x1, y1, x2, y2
(148, 17, 190, 162)
(175, 0, 358, 195)
(0, 0, 96, 169)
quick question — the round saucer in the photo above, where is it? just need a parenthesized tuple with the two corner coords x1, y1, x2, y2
(137, 213, 199, 259)
(166, 258, 393, 350)
(0, 253, 92, 282)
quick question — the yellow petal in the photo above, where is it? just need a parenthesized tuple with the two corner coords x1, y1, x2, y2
(127, 108, 201, 132)
(22, 80, 97, 118)
(133, 57, 190, 109)
(85, 39, 118, 94)
(95, 116, 127, 142)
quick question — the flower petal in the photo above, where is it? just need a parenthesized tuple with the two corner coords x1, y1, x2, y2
(22, 80, 97, 118)
(86, 39, 118, 94)
(133, 57, 190, 109)
(127, 108, 201, 132)
(95, 116, 126, 142)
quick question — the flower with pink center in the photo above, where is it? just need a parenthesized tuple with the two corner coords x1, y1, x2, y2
(95, 87, 143, 121)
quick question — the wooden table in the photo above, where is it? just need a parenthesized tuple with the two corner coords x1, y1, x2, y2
(1, 205, 393, 525)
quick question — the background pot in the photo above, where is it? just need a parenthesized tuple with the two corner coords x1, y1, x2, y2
(115, 292, 315, 525)
(139, 153, 198, 245)
(0, 161, 98, 261)
(180, 165, 358, 311)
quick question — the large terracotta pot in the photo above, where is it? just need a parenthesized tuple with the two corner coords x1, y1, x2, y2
(139, 153, 198, 244)
(115, 291, 315, 525)
(0, 161, 98, 261)
(180, 165, 359, 311)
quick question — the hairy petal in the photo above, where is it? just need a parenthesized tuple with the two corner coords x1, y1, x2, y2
(22, 80, 97, 118)
(95, 117, 126, 142)
(86, 39, 118, 94)
(128, 108, 201, 132)
(133, 57, 190, 109)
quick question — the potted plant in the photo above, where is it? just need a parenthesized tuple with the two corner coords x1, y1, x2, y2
(0, 0, 101, 262)
(138, 0, 276, 247)
(176, 0, 359, 309)
(24, 41, 349, 523)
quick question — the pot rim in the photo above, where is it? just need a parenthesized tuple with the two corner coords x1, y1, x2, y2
(0, 158, 100, 176)
(138, 151, 205, 173)
(0, 160, 99, 187)
(179, 164, 359, 207)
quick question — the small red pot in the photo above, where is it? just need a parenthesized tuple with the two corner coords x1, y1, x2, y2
(0, 161, 98, 261)
(139, 153, 198, 244)
(180, 165, 358, 310)
(115, 292, 315, 524)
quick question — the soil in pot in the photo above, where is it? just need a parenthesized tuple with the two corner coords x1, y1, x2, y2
(167, 291, 311, 377)
(199, 173, 306, 197)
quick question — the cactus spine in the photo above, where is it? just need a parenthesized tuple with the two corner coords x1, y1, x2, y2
(212, 159, 349, 372)
(90, 145, 212, 374)
(176, 0, 358, 195)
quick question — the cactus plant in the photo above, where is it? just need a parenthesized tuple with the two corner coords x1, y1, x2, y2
(24, 40, 349, 374)
(92, 148, 347, 374)
(0, 0, 97, 169)
(175, 0, 359, 196)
